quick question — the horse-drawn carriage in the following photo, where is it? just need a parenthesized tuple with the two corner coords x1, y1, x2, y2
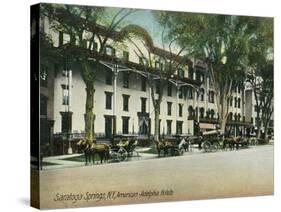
(200, 130, 222, 152)
(110, 134, 139, 162)
(155, 134, 189, 157)
(77, 135, 139, 165)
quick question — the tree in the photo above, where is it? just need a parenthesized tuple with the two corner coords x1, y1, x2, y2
(120, 24, 190, 141)
(260, 63, 273, 139)
(247, 18, 273, 139)
(41, 4, 135, 143)
(156, 13, 263, 134)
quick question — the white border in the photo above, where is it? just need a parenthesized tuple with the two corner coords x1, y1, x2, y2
(0, 0, 280, 211)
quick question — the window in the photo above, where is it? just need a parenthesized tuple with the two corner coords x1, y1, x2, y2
(105, 92, 112, 109)
(123, 72, 129, 88)
(228, 112, 233, 121)
(105, 71, 112, 85)
(123, 95, 129, 111)
(167, 102, 172, 116)
(238, 98, 241, 108)
(167, 84, 172, 96)
(188, 106, 193, 118)
(200, 88, 204, 101)
(61, 112, 72, 133)
(62, 85, 69, 105)
(59, 31, 64, 46)
(92, 42, 98, 51)
(188, 66, 194, 79)
(155, 81, 160, 94)
(105, 46, 115, 56)
(166, 120, 172, 135)
(234, 97, 237, 108)
(179, 104, 183, 117)
(230, 97, 233, 107)
(141, 97, 147, 113)
(176, 121, 183, 134)
(104, 116, 113, 138)
(141, 76, 146, 91)
(139, 117, 148, 135)
(122, 117, 129, 134)
(237, 113, 241, 121)
(199, 107, 205, 118)
(209, 91, 214, 103)
(40, 65, 48, 87)
(123, 51, 129, 61)
(188, 87, 193, 99)
(179, 87, 183, 99)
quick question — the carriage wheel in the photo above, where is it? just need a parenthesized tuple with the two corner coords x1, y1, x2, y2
(179, 148, 185, 156)
(117, 148, 127, 162)
(212, 142, 220, 152)
(203, 141, 211, 152)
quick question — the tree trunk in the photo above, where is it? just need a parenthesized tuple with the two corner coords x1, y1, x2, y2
(220, 118, 227, 136)
(154, 110, 160, 142)
(264, 122, 268, 139)
(256, 121, 261, 139)
(85, 81, 95, 143)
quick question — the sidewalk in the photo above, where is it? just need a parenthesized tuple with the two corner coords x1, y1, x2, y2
(41, 145, 264, 170)
(42, 147, 156, 170)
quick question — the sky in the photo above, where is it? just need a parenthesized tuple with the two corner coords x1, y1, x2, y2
(103, 7, 164, 47)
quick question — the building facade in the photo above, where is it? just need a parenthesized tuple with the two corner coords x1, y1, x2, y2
(39, 15, 263, 152)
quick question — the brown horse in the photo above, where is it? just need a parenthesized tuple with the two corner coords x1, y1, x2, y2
(155, 140, 174, 157)
(76, 139, 92, 165)
(223, 136, 248, 150)
(90, 142, 110, 164)
(223, 137, 235, 150)
(77, 139, 110, 165)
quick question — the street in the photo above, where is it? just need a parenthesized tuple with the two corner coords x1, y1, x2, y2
(38, 145, 273, 209)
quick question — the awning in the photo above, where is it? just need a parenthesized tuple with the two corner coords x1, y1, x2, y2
(200, 123, 216, 129)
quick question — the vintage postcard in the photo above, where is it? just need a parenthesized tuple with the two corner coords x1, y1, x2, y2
(30, 3, 274, 209)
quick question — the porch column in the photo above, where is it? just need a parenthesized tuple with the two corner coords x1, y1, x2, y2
(176, 85, 179, 134)
(113, 65, 118, 135)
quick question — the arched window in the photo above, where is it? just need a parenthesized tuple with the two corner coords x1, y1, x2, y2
(237, 113, 241, 121)
(228, 112, 233, 121)
(188, 106, 193, 118)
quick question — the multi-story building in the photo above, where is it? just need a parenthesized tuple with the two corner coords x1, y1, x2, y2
(39, 15, 259, 154)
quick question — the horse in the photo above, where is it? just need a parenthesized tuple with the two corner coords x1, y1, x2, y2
(76, 139, 92, 165)
(90, 142, 110, 164)
(223, 136, 248, 150)
(155, 139, 174, 157)
(77, 139, 110, 165)
(223, 137, 235, 151)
